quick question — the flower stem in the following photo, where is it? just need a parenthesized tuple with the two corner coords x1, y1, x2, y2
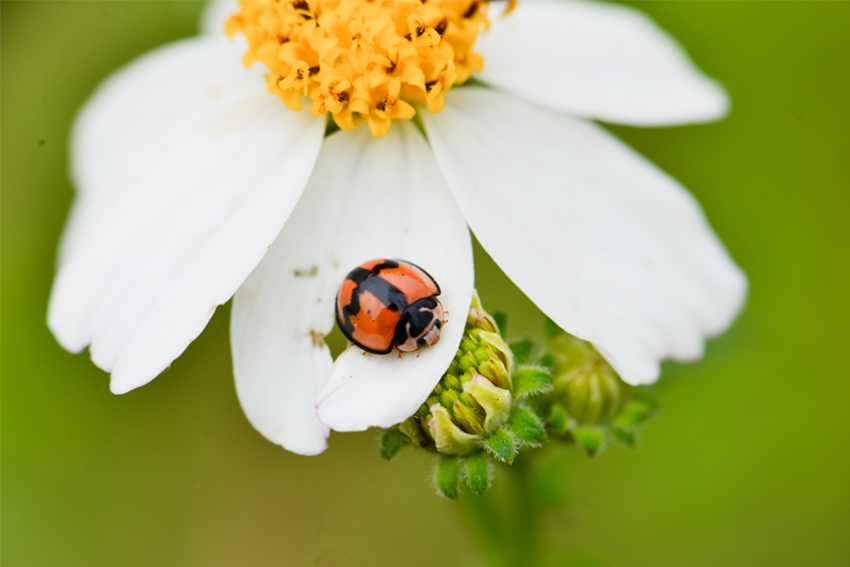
(459, 454, 543, 567)
(505, 456, 539, 567)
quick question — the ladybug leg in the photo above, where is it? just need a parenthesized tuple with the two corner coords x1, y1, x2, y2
(397, 350, 404, 359)
(362, 350, 367, 356)
(416, 351, 422, 358)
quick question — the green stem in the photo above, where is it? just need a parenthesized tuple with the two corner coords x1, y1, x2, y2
(458, 455, 543, 567)
(459, 486, 506, 560)
(506, 456, 539, 567)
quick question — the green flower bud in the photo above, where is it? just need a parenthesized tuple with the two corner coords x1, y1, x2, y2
(545, 321, 631, 425)
(444, 372, 462, 392)
(467, 290, 500, 334)
(467, 309, 498, 333)
(398, 290, 515, 457)
(452, 399, 486, 436)
(460, 336, 479, 355)
(399, 415, 430, 447)
(439, 388, 459, 409)
(477, 355, 511, 391)
(473, 346, 490, 364)
(458, 351, 478, 372)
(386, 296, 588, 496)
(429, 404, 481, 455)
(464, 374, 511, 434)
(479, 331, 512, 367)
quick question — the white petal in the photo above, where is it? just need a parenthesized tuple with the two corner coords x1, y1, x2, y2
(60, 36, 259, 263)
(230, 235, 333, 456)
(200, 0, 239, 37)
(423, 88, 746, 385)
(48, 37, 325, 395)
(296, 123, 473, 432)
(477, 1, 729, 126)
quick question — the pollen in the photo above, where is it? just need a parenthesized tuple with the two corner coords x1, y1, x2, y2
(226, 0, 491, 137)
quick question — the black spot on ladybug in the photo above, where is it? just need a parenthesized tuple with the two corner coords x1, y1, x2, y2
(395, 297, 437, 347)
(408, 297, 438, 336)
(341, 260, 406, 334)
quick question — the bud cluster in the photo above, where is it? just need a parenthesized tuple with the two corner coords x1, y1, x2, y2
(380, 295, 658, 498)
(403, 315, 513, 454)
(382, 292, 553, 498)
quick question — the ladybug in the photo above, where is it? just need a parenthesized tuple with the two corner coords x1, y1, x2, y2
(336, 259, 445, 355)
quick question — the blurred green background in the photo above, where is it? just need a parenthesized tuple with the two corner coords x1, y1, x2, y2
(3, 1, 849, 565)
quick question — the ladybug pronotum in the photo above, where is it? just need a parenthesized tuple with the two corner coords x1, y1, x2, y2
(335, 259, 445, 355)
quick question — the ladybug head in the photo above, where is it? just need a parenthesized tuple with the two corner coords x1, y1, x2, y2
(394, 296, 444, 352)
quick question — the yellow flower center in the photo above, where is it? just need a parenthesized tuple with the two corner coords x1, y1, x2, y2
(226, 0, 491, 137)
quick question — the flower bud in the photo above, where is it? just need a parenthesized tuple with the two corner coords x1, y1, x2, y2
(398, 291, 514, 456)
(467, 291, 499, 332)
(545, 320, 631, 425)
(463, 374, 511, 434)
(429, 404, 481, 455)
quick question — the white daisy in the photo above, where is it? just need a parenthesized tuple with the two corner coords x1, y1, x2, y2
(49, 0, 746, 456)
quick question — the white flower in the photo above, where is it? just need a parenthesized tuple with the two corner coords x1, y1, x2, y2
(49, 0, 746, 456)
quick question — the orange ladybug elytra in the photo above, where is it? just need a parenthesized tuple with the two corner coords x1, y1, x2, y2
(335, 259, 444, 355)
